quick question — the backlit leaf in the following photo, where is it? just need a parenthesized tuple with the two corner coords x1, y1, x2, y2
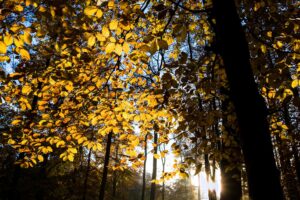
(88, 35, 96, 47)
(115, 43, 122, 55)
(0, 42, 7, 54)
(105, 43, 115, 53)
(84, 6, 98, 16)
(4, 34, 13, 46)
(102, 27, 110, 38)
(20, 49, 30, 60)
(109, 20, 118, 30)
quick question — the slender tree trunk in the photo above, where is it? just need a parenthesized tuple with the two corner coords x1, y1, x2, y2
(112, 145, 119, 200)
(160, 144, 166, 200)
(82, 148, 92, 200)
(150, 132, 158, 200)
(197, 173, 201, 200)
(141, 134, 149, 200)
(211, 0, 283, 199)
(210, 159, 217, 200)
(99, 132, 113, 200)
(162, 164, 165, 200)
(204, 154, 216, 200)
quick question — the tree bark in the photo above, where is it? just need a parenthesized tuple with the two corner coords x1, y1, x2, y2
(99, 132, 113, 200)
(141, 134, 149, 200)
(211, 0, 283, 199)
(220, 92, 242, 200)
(82, 148, 92, 200)
(150, 132, 158, 200)
(112, 145, 119, 200)
(220, 159, 242, 200)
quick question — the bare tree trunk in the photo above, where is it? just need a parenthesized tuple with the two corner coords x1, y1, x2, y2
(150, 132, 158, 200)
(82, 148, 92, 200)
(160, 144, 166, 200)
(197, 173, 201, 200)
(211, 0, 283, 199)
(141, 134, 149, 200)
(99, 132, 113, 200)
(112, 145, 119, 200)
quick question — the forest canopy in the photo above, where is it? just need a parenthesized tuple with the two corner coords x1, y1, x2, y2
(0, 0, 299, 200)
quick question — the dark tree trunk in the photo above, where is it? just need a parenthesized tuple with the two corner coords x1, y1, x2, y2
(141, 134, 149, 200)
(82, 148, 92, 200)
(112, 145, 119, 200)
(204, 154, 216, 200)
(150, 132, 158, 200)
(99, 132, 113, 200)
(220, 159, 242, 200)
(35, 155, 48, 200)
(220, 92, 242, 200)
(160, 145, 166, 200)
(211, 0, 283, 199)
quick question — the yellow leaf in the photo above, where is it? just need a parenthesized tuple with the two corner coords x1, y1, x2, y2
(68, 154, 74, 162)
(92, 144, 98, 151)
(20, 139, 28, 145)
(113, 127, 119, 134)
(153, 154, 160, 159)
(68, 148, 77, 154)
(109, 37, 116, 43)
(282, 124, 288, 130)
(119, 134, 127, 140)
(14, 5, 24, 12)
(22, 85, 32, 94)
(66, 135, 72, 141)
(23, 31, 32, 44)
(179, 172, 189, 178)
(276, 41, 283, 48)
(0, 55, 10, 62)
(115, 43, 122, 55)
(87, 142, 93, 149)
(291, 80, 299, 88)
(37, 155, 44, 162)
(65, 82, 74, 92)
(109, 20, 118, 30)
(95, 9, 103, 18)
(88, 35, 96, 47)
(20, 49, 30, 60)
(4, 34, 13, 46)
(131, 138, 139, 147)
(268, 91, 275, 99)
(56, 141, 65, 148)
(47, 146, 53, 152)
(14, 38, 24, 48)
(39, 6, 46, 12)
(84, 6, 98, 16)
(105, 43, 115, 54)
(0, 41, 7, 54)
(12, 120, 22, 125)
(96, 33, 106, 42)
(123, 42, 130, 54)
(78, 137, 86, 144)
(108, 0, 115, 9)
(96, 143, 102, 151)
(8, 139, 16, 145)
(267, 31, 272, 37)
(31, 158, 37, 165)
(260, 45, 267, 53)
(102, 27, 110, 38)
